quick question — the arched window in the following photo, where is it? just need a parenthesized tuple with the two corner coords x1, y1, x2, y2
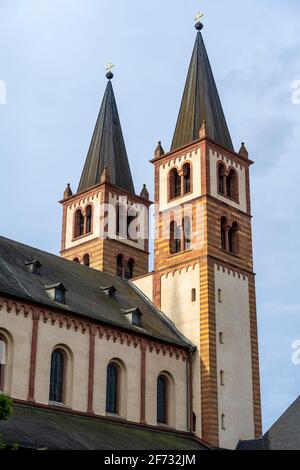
(116, 204, 120, 235)
(85, 205, 92, 234)
(219, 332, 224, 344)
(183, 163, 191, 194)
(0, 335, 6, 392)
(227, 169, 238, 201)
(126, 258, 135, 280)
(49, 349, 65, 404)
(220, 370, 225, 386)
(127, 206, 138, 241)
(73, 257, 80, 263)
(157, 375, 169, 425)
(74, 209, 84, 238)
(191, 288, 196, 302)
(218, 163, 226, 195)
(116, 254, 124, 278)
(183, 216, 191, 251)
(106, 363, 120, 415)
(83, 254, 90, 267)
(169, 221, 181, 255)
(228, 222, 239, 254)
(169, 168, 181, 200)
(221, 414, 226, 430)
(221, 217, 228, 250)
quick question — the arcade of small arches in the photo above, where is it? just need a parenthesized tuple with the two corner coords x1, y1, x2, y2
(73, 204, 93, 239)
(0, 331, 176, 427)
(116, 254, 135, 280)
(168, 162, 192, 201)
(217, 162, 239, 203)
(73, 253, 91, 267)
(169, 217, 192, 255)
(221, 217, 239, 255)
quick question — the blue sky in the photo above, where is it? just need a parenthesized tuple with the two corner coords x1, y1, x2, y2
(0, 0, 300, 432)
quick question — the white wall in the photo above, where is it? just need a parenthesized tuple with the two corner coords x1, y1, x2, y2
(160, 265, 202, 437)
(215, 264, 254, 449)
(133, 273, 153, 302)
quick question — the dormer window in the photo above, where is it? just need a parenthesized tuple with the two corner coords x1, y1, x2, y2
(121, 308, 142, 327)
(25, 259, 42, 275)
(45, 283, 67, 304)
(101, 285, 117, 299)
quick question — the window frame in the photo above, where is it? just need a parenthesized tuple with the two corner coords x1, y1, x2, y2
(49, 349, 66, 405)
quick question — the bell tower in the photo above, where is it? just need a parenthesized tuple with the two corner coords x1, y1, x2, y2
(60, 68, 150, 279)
(150, 16, 262, 448)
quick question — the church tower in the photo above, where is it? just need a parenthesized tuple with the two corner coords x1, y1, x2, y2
(150, 16, 261, 448)
(60, 69, 150, 279)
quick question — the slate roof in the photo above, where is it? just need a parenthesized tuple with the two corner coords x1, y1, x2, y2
(171, 30, 234, 153)
(77, 78, 135, 195)
(0, 404, 209, 450)
(0, 236, 194, 349)
(237, 395, 300, 450)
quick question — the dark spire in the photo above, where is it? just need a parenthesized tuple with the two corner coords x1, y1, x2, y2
(77, 71, 135, 194)
(171, 20, 234, 153)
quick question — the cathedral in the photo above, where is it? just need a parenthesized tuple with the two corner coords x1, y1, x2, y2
(0, 16, 261, 450)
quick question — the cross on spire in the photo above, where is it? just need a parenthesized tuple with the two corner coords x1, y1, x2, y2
(194, 12, 204, 23)
(106, 62, 115, 74)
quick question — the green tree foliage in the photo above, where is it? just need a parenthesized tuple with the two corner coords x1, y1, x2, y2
(0, 395, 13, 422)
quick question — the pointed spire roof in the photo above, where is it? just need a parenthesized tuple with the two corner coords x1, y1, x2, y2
(78, 74, 135, 194)
(171, 23, 234, 152)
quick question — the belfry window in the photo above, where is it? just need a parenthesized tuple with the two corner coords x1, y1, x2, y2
(221, 217, 228, 250)
(169, 221, 181, 255)
(83, 254, 90, 267)
(218, 164, 226, 195)
(228, 222, 239, 254)
(106, 363, 119, 415)
(85, 205, 93, 234)
(49, 349, 65, 404)
(169, 168, 181, 200)
(183, 163, 191, 194)
(74, 209, 84, 238)
(116, 254, 124, 278)
(227, 169, 238, 201)
(157, 375, 169, 425)
(126, 258, 135, 280)
(183, 216, 191, 251)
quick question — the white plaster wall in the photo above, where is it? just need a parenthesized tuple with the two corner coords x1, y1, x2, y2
(209, 149, 247, 213)
(93, 336, 141, 423)
(145, 351, 188, 431)
(65, 192, 101, 249)
(159, 147, 201, 212)
(133, 274, 153, 302)
(35, 321, 90, 411)
(0, 305, 32, 399)
(215, 265, 254, 449)
(160, 265, 202, 436)
(0, 302, 191, 433)
(161, 266, 200, 345)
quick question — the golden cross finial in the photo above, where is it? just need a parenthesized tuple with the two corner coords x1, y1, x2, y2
(194, 12, 204, 23)
(106, 62, 115, 74)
